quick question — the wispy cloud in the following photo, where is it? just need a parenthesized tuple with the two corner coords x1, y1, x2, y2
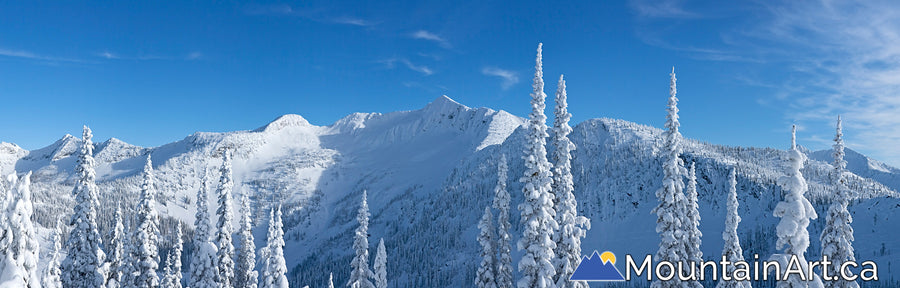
(481, 67, 519, 90)
(411, 30, 451, 48)
(379, 58, 434, 75)
(244, 4, 294, 15)
(0, 48, 82, 63)
(185, 52, 203, 60)
(629, 0, 700, 19)
(333, 16, 376, 27)
(746, 1, 900, 165)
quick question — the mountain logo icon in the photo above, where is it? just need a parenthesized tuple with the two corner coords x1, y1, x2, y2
(569, 250, 626, 281)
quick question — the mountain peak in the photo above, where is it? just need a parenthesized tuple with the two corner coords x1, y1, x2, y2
(256, 114, 313, 132)
(424, 95, 468, 111)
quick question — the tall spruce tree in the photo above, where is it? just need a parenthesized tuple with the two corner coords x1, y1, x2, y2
(820, 116, 859, 288)
(493, 155, 514, 288)
(190, 171, 220, 288)
(106, 206, 127, 288)
(262, 206, 288, 288)
(236, 189, 259, 288)
(550, 74, 590, 288)
(476, 207, 498, 288)
(716, 169, 751, 288)
(215, 152, 236, 288)
(43, 219, 63, 288)
(684, 162, 703, 288)
(348, 191, 375, 288)
(0, 172, 41, 287)
(62, 126, 107, 288)
(374, 238, 387, 288)
(134, 155, 160, 288)
(517, 42, 559, 288)
(161, 223, 184, 288)
(652, 68, 688, 288)
(770, 126, 823, 288)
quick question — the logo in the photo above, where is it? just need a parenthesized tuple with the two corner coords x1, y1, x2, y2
(570, 251, 626, 281)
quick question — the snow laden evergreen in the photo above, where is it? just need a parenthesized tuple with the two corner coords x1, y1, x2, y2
(106, 206, 127, 288)
(134, 155, 161, 288)
(328, 273, 334, 288)
(348, 191, 375, 288)
(820, 116, 859, 288)
(770, 126, 823, 288)
(62, 126, 107, 288)
(374, 238, 387, 288)
(517, 42, 559, 288)
(236, 189, 259, 288)
(0, 172, 41, 287)
(161, 224, 185, 288)
(190, 172, 220, 288)
(476, 207, 498, 288)
(215, 152, 236, 288)
(550, 74, 590, 288)
(120, 221, 138, 287)
(161, 223, 184, 288)
(652, 68, 689, 288)
(262, 206, 288, 288)
(683, 162, 703, 288)
(716, 169, 750, 288)
(493, 155, 514, 288)
(43, 219, 63, 288)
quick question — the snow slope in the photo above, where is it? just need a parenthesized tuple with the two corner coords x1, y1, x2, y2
(2, 95, 899, 287)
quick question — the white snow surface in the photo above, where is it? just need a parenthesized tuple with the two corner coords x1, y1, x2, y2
(2, 95, 900, 287)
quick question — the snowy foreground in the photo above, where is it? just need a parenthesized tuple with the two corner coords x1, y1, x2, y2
(2, 91, 900, 286)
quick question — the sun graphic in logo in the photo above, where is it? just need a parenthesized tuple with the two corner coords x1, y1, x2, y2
(600, 251, 616, 264)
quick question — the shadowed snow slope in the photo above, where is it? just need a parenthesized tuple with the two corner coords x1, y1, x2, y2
(2, 96, 899, 287)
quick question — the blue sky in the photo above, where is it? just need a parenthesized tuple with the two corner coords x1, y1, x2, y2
(2, 1, 899, 166)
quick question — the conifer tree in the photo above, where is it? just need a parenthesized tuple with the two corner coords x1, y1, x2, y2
(476, 207, 498, 288)
(215, 152, 236, 288)
(190, 172, 220, 288)
(550, 74, 590, 288)
(43, 219, 63, 288)
(328, 273, 334, 288)
(106, 206, 127, 288)
(820, 116, 859, 288)
(134, 155, 160, 288)
(493, 155, 514, 288)
(262, 206, 288, 288)
(62, 126, 107, 288)
(161, 223, 184, 288)
(374, 238, 387, 288)
(716, 169, 750, 288)
(348, 191, 375, 288)
(652, 68, 688, 288)
(236, 189, 258, 288)
(770, 126, 823, 288)
(684, 162, 703, 288)
(517, 42, 559, 288)
(0, 172, 41, 287)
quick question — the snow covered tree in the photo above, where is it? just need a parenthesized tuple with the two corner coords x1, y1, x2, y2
(348, 191, 375, 288)
(476, 207, 498, 288)
(262, 206, 288, 288)
(43, 219, 63, 288)
(106, 206, 127, 288)
(683, 162, 703, 288)
(236, 189, 258, 288)
(133, 155, 161, 288)
(770, 125, 823, 288)
(716, 169, 750, 288)
(161, 223, 184, 288)
(517, 42, 559, 288)
(0, 172, 41, 287)
(190, 172, 220, 288)
(374, 238, 387, 288)
(652, 68, 688, 288)
(550, 74, 590, 288)
(215, 152, 236, 288)
(820, 116, 858, 288)
(62, 126, 108, 288)
(493, 155, 514, 288)
(328, 273, 334, 288)
(120, 221, 138, 288)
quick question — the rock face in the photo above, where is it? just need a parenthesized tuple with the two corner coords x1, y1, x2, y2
(4, 96, 899, 287)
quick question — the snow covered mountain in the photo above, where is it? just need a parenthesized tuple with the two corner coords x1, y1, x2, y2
(3, 95, 900, 287)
